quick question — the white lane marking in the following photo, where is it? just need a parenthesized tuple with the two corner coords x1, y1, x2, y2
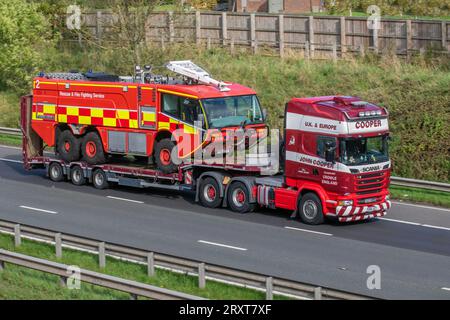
(106, 196, 144, 204)
(378, 217, 421, 226)
(442, 287, 450, 291)
(392, 201, 450, 213)
(380, 218, 450, 232)
(284, 226, 333, 236)
(0, 158, 22, 164)
(198, 240, 247, 251)
(422, 224, 450, 231)
(19, 205, 58, 215)
(0, 145, 22, 150)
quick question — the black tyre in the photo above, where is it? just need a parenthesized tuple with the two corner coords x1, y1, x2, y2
(298, 193, 324, 225)
(227, 182, 256, 213)
(92, 169, 109, 190)
(57, 130, 81, 162)
(70, 165, 85, 186)
(49, 162, 64, 182)
(81, 132, 106, 165)
(199, 177, 222, 208)
(154, 138, 177, 173)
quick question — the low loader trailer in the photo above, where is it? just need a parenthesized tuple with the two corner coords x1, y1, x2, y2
(21, 69, 392, 225)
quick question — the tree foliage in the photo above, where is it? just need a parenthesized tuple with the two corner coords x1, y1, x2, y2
(0, 0, 55, 94)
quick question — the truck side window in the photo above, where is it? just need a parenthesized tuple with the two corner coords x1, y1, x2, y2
(317, 136, 336, 159)
(162, 94, 180, 118)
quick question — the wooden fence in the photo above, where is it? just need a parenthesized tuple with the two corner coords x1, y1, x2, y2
(77, 11, 449, 58)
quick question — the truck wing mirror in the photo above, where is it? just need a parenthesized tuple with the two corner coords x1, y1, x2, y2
(325, 141, 336, 164)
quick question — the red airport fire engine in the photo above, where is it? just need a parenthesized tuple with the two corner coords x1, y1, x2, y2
(21, 63, 391, 224)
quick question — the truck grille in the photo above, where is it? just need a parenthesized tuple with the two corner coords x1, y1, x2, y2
(355, 171, 387, 195)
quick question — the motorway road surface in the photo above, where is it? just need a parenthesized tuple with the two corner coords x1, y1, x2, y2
(0, 145, 449, 299)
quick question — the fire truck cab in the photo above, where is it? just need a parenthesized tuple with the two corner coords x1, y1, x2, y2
(31, 61, 267, 173)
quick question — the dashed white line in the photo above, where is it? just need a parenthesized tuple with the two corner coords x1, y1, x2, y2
(198, 240, 247, 251)
(284, 226, 333, 236)
(379, 218, 450, 231)
(0, 145, 22, 150)
(378, 217, 421, 226)
(0, 158, 22, 164)
(392, 201, 450, 213)
(106, 196, 144, 204)
(19, 206, 58, 215)
(442, 287, 450, 292)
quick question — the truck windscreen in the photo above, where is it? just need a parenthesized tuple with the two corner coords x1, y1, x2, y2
(340, 135, 389, 165)
(201, 95, 264, 129)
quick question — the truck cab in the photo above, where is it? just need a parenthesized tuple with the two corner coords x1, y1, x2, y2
(283, 96, 391, 223)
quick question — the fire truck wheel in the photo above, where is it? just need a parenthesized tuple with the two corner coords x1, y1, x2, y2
(298, 193, 324, 225)
(92, 169, 109, 190)
(49, 162, 64, 182)
(82, 132, 106, 165)
(70, 165, 85, 186)
(57, 130, 81, 162)
(154, 139, 177, 173)
(199, 177, 222, 208)
(227, 182, 256, 214)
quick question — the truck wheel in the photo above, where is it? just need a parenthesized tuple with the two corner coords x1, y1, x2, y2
(57, 130, 81, 162)
(70, 165, 85, 186)
(227, 182, 256, 213)
(82, 132, 106, 165)
(92, 169, 109, 190)
(298, 193, 324, 225)
(49, 162, 64, 182)
(199, 177, 222, 208)
(154, 138, 177, 173)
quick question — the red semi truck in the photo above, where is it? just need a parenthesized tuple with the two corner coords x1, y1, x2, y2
(21, 64, 391, 225)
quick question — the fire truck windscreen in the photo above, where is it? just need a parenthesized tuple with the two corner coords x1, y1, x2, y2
(339, 135, 389, 166)
(201, 95, 264, 129)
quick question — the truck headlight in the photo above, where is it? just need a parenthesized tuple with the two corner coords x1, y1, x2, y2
(385, 195, 390, 201)
(338, 200, 353, 206)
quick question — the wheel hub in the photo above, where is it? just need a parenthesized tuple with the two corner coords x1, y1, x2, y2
(203, 184, 217, 202)
(160, 149, 171, 166)
(86, 141, 97, 158)
(232, 189, 246, 207)
(303, 200, 318, 219)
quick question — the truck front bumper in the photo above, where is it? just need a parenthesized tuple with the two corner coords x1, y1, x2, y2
(335, 200, 391, 222)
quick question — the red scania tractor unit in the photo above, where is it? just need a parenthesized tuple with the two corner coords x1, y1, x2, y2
(31, 61, 267, 173)
(21, 62, 391, 224)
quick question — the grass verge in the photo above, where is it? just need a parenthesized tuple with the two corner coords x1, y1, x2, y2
(389, 185, 450, 208)
(0, 134, 21, 147)
(0, 233, 287, 300)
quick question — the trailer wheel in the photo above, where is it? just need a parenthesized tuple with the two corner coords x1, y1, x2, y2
(298, 193, 324, 225)
(49, 162, 64, 182)
(57, 130, 81, 162)
(82, 132, 106, 165)
(92, 169, 109, 190)
(227, 182, 256, 213)
(199, 177, 222, 208)
(70, 165, 85, 186)
(154, 138, 177, 173)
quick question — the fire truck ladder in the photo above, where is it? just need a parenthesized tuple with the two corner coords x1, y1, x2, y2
(166, 60, 231, 92)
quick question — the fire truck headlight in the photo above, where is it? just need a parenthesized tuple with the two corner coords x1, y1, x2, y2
(338, 200, 353, 206)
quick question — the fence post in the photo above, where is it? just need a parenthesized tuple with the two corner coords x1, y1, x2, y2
(168, 11, 175, 43)
(314, 286, 322, 300)
(198, 263, 206, 289)
(222, 12, 228, 46)
(55, 233, 62, 258)
(372, 27, 379, 54)
(340, 16, 346, 55)
(195, 11, 201, 46)
(253, 38, 258, 55)
(147, 252, 155, 277)
(406, 20, 412, 57)
(230, 37, 235, 54)
(332, 42, 338, 62)
(278, 14, 285, 58)
(308, 16, 315, 58)
(98, 242, 106, 268)
(161, 35, 166, 51)
(96, 11, 103, 43)
(207, 37, 211, 50)
(250, 13, 256, 52)
(305, 41, 310, 59)
(359, 44, 365, 57)
(266, 277, 273, 300)
(442, 21, 447, 50)
(14, 224, 21, 247)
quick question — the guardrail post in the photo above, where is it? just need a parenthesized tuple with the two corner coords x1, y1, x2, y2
(55, 233, 62, 258)
(0, 260, 4, 271)
(130, 293, 138, 300)
(265, 277, 273, 300)
(198, 263, 205, 289)
(314, 286, 322, 300)
(14, 224, 21, 247)
(59, 276, 67, 287)
(147, 252, 155, 277)
(98, 242, 106, 268)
